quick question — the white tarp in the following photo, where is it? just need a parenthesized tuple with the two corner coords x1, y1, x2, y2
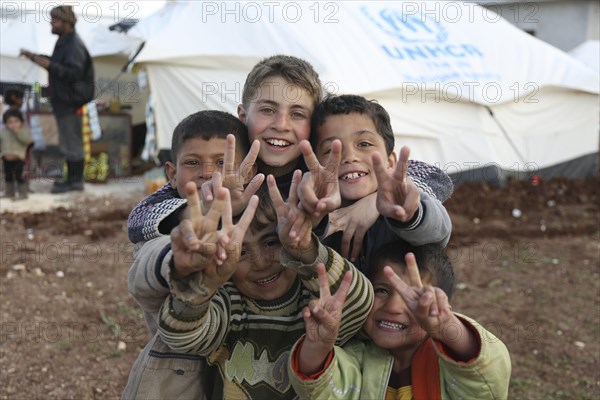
(569, 40, 600, 74)
(129, 1, 599, 176)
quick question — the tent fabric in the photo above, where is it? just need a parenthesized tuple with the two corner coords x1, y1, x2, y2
(130, 1, 598, 178)
(569, 40, 600, 74)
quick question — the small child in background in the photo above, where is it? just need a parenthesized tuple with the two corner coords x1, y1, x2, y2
(1, 109, 31, 200)
(2, 87, 25, 114)
(289, 240, 511, 399)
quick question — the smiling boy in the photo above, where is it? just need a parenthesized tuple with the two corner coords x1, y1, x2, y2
(289, 241, 511, 399)
(310, 94, 453, 274)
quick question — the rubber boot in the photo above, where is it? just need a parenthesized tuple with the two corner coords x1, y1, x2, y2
(69, 160, 84, 191)
(16, 183, 28, 200)
(1, 182, 16, 199)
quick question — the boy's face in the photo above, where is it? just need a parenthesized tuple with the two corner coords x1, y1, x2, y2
(5, 116, 23, 134)
(316, 113, 396, 204)
(232, 221, 298, 301)
(238, 76, 313, 171)
(364, 261, 427, 355)
(166, 137, 243, 197)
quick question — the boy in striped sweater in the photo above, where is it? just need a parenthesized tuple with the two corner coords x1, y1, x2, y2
(155, 170, 373, 399)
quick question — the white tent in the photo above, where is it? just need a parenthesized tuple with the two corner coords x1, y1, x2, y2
(129, 1, 599, 181)
(569, 40, 600, 74)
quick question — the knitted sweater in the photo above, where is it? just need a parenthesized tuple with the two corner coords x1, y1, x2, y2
(158, 242, 373, 400)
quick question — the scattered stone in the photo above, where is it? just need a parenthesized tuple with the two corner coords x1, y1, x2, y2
(556, 330, 563, 336)
(32, 268, 45, 277)
(456, 283, 468, 290)
(84, 229, 93, 236)
(552, 259, 560, 265)
(547, 200, 556, 207)
(488, 279, 503, 288)
(473, 217, 480, 224)
(117, 341, 127, 351)
(574, 341, 586, 349)
(6, 271, 16, 279)
(532, 349, 538, 355)
(511, 208, 522, 218)
(56, 271, 64, 278)
(85, 281, 94, 288)
(11, 264, 26, 271)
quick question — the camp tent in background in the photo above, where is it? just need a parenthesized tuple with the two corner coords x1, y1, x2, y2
(0, 6, 147, 125)
(128, 1, 598, 183)
(569, 40, 600, 74)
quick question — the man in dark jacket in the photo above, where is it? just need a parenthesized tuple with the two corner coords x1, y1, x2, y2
(21, 5, 95, 193)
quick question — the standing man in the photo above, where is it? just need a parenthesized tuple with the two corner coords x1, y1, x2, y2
(21, 5, 94, 193)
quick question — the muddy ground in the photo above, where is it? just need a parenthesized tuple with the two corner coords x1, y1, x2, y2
(0, 177, 598, 399)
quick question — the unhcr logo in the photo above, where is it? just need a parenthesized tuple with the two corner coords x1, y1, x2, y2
(360, 5, 482, 61)
(361, 6, 448, 44)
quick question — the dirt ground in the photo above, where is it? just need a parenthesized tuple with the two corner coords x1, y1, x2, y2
(0, 176, 598, 399)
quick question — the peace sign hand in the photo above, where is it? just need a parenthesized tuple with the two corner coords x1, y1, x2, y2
(297, 263, 353, 375)
(372, 146, 420, 222)
(297, 139, 341, 220)
(200, 135, 264, 216)
(382, 253, 456, 340)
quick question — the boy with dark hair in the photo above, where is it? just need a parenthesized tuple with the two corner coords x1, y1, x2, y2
(123, 110, 261, 399)
(3, 87, 25, 111)
(1, 109, 31, 200)
(302, 94, 453, 275)
(289, 240, 511, 399)
(127, 110, 259, 246)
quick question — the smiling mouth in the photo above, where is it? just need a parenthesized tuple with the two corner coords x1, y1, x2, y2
(377, 320, 408, 331)
(340, 172, 367, 181)
(265, 138, 291, 148)
(256, 271, 282, 286)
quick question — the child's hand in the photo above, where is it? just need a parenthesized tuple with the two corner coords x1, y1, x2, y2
(372, 146, 420, 222)
(267, 172, 314, 260)
(171, 180, 258, 288)
(326, 192, 379, 262)
(382, 253, 454, 340)
(297, 140, 341, 221)
(299, 263, 352, 374)
(202, 187, 259, 292)
(170, 181, 224, 279)
(200, 135, 264, 216)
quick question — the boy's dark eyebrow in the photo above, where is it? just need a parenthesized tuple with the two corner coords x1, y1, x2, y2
(179, 150, 225, 158)
(319, 129, 378, 149)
